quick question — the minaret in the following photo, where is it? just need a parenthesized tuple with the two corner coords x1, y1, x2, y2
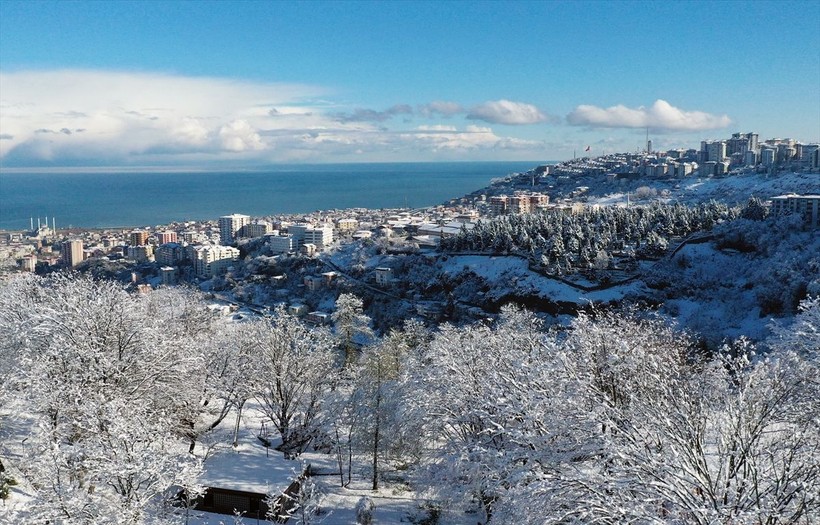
(30, 217, 34, 231)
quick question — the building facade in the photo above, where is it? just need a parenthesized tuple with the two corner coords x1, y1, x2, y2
(268, 235, 296, 254)
(193, 245, 240, 278)
(129, 230, 149, 246)
(218, 214, 251, 245)
(155, 242, 185, 266)
(769, 194, 820, 228)
(156, 231, 178, 244)
(61, 239, 84, 267)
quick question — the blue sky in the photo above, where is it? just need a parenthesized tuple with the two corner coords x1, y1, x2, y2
(1, 0, 818, 167)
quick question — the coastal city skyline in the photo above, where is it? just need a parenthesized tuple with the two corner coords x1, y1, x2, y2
(1, 0, 819, 168)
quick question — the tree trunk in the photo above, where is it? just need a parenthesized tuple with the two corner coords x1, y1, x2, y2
(336, 427, 344, 487)
(372, 357, 382, 491)
(232, 401, 245, 448)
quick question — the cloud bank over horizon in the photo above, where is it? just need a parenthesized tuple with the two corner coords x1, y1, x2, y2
(566, 99, 732, 132)
(0, 69, 556, 166)
(0, 69, 738, 167)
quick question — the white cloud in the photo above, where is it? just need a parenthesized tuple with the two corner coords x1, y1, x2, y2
(467, 99, 549, 125)
(0, 69, 325, 164)
(218, 120, 264, 152)
(409, 125, 541, 151)
(0, 69, 549, 164)
(418, 101, 464, 117)
(416, 125, 458, 132)
(566, 99, 732, 131)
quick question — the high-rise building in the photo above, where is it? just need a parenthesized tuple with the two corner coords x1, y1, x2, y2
(761, 147, 777, 167)
(156, 231, 178, 244)
(62, 239, 84, 267)
(129, 230, 149, 246)
(727, 132, 758, 159)
(218, 214, 250, 245)
(509, 195, 531, 214)
(489, 196, 509, 216)
(706, 141, 727, 162)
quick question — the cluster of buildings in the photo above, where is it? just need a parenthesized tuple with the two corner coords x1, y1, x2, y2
(698, 133, 819, 176)
(3, 204, 480, 281)
(543, 132, 819, 180)
(487, 192, 550, 216)
(3, 131, 817, 281)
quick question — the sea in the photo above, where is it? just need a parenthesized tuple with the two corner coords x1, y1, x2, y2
(0, 161, 545, 230)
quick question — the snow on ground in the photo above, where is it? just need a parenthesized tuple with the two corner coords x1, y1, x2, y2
(443, 255, 644, 304)
(184, 402, 469, 525)
(677, 171, 819, 203)
(650, 240, 786, 345)
(0, 407, 38, 519)
(1, 398, 453, 525)
(589, 171, 819, 209)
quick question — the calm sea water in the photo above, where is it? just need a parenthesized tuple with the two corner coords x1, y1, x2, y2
(0, 162, 542, 230)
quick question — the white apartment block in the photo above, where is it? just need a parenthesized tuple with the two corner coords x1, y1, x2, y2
(218, 214, 251, 245)
(769, 194, 820, 228)
(287, 223, 310, 245)
(268, 235, 296, 254)
(303, 225, 334, 249)
(287, 223, 333, 250)
(761, 147, 777, 167)
(194, 245, 240, 278)
(706, 141, 727, 162)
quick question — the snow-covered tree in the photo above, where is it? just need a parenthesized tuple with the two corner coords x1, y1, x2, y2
(250, 310, 336, 457)
(1, 273, 203, 523)
(332, 293, 373, 362)
(768, 295, 820, 357)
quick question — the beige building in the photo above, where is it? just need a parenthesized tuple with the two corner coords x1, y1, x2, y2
(241, 221, 271, 239)
(193, 245, 240, 278)
(61, 239, 84, 267)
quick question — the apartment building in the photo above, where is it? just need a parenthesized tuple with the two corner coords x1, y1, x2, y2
(193, 245, 240, 278)
(218, 214, 251, 245)
(769, 194, 820, 228)
(61, 239, 84, 267)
